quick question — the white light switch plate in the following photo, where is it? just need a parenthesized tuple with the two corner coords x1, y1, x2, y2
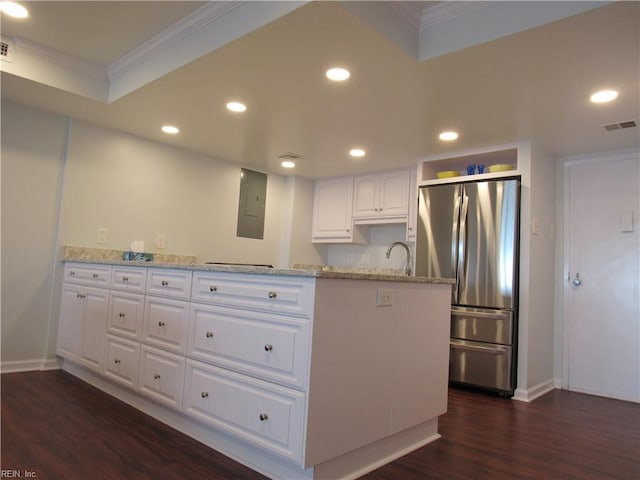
(376, 288, 393, 307)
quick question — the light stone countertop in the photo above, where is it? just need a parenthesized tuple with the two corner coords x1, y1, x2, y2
(62, 246, 454, 285)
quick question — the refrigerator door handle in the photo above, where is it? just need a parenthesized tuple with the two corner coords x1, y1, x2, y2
(457, 192, 469, 294)
(452, 193, 461, 298)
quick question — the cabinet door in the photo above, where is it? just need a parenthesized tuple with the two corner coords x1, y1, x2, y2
(111, 266, 147, 293)
(104, 335, 140, 389)
(108, 291, 144, 340)
(143, 296, 189, 353)
(312, 177, 354, 241)
(352, 175, 379, 218)
(78, 287, 109, 372)
(379, 170, 410, 217)
(64, 263, 111, 288)
(57, 284, 85, 361)
(138, 345, 185, 410)
(146, 269, 192, 300)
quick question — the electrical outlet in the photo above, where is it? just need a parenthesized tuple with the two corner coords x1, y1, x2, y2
(156, 234, 166, 250)
(376, 288, 393, 307)
(97, 228, 108, 244)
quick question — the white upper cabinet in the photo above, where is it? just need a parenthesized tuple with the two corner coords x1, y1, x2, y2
(312, 177, 366, 244)
(352, 169, 410, 220)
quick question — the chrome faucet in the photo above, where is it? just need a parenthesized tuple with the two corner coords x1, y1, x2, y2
(385, 241, 412, 276)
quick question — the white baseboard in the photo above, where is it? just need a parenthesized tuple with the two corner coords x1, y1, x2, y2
(513, 379, 555, 402)
(1, 357, 60, 374)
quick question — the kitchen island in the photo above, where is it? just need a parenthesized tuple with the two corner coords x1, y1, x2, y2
(57, 248, 452, 479)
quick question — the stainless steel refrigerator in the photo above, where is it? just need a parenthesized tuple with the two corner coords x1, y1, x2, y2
(415, 178, 520, 396)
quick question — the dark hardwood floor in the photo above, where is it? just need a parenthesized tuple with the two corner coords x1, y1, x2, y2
(2, 370, 638, 479)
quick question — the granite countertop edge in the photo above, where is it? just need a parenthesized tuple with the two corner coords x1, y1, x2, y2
(62, 257, 454, 285)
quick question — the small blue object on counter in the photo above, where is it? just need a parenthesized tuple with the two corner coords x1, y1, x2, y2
(466, 164, 476, 175)
(123, 251, 154, 262)
(477, 164, 485, 174)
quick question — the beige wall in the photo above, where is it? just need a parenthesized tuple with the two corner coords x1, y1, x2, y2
(1, 100, 320, 368)
(1, 101, 68, 368)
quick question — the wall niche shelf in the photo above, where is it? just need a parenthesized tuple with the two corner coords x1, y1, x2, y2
(418, 146, 519, 186)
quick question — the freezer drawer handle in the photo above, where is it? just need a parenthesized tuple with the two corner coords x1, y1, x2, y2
(451, 310, 509, 320)
(451, 342, 504, 354)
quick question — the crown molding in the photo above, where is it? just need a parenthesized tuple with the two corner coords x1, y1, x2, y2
(107, 1, 245, 79)
(386, 1, 423, 29)
(420, 1, 493, 29)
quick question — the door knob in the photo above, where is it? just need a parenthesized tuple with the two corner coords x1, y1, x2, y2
(572, 273, 582, 286)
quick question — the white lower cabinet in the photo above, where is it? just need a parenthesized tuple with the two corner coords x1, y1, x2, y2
(107, 291, 144, 340)
(104, 334, 140, 389)
(143, 296, 189, 353)
(183, 359, 306, 463)
(138, 345, 185, 410)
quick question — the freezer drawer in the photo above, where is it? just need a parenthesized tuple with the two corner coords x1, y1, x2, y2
(451, 307, 513, 345)
(449, 339, 513, 392)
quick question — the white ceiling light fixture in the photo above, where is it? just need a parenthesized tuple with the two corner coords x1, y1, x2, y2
(161, 125, 179, 134)
(439, 131, 459, 141)
(0, 2, 29, 18)
(281, 160, 296, 169)
(226, 101, 247, 112)
(590, 89, 618, 103)
(349, 148, 366, 158)
(326, 67, 350, 81)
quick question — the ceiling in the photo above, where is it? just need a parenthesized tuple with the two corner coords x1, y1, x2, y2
(1, 1, 638, 179)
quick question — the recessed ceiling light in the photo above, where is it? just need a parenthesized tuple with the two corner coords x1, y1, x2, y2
(590, 90, 618, 103)
(226, 101, 247, 112)
(161, 125, 179, 134)
(439, 131, 459, 141)
(326, 67, 350, 82)
(349, 148, 366, 158)
(281, 160, 296, 169)
(0, 2, 29, 18)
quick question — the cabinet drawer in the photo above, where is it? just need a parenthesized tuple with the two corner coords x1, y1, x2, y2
(188, 304, 310, 389)
(183, 360, 305, 463)
(191, 272, 314, 318)
(143, 297, 189, 353)
(146, 269, 192, 300)
(104, 335, 140, 389)
(138, 345, 185, 411)
(111, 266, 147, 293)
(64, 263, 111, 288)
(108, 291, 144, 340)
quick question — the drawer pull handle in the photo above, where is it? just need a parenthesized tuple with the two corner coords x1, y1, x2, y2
(92, 273, 99, 278)
(158, 321, 166, 327)
(69, 271, 76, 276)
(259, 413, 268, 421)
(114, 358, 121, 365)
(268, 291, 277, 299)
(153, 374, 161, 380)
(122, 276, 129, 282)
(201, 392, 209, 399)
(206, 331, 214, 338)
(264, 344, 273, 352)
(209, 285, 218, 292)
(119, 313, 125, 318)
(161, 280, 169, 286)
(76, 293, 85, 299)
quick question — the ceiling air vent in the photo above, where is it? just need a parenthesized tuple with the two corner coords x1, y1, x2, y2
(278, 152, 302, 160)
(0, 37, 14, 62)
(603, 120, 637, 131)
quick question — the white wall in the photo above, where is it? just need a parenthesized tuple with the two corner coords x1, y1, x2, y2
(1, 101, 68, 369)
(1, 100, 321, 368)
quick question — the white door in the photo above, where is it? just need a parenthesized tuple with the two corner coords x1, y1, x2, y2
(565, 152, 639, 402)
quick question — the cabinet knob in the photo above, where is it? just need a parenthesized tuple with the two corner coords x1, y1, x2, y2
(201, 392, 209, 399)
(259, 413, 269, 421)
(92, 273, 99, 279)
(209, 285, 218, 292)
(161, 280, 169, 286)
(153, 374, 161, 380)
(158, 321, 166, 327)
(119, 313, 125, 318)
(206, 331, 214, 338)
(77, 293, 86, 299)
(114, 358, 121, 364)
(122, 276, 129, 282)
(264, 344, 273, 352)
(69, 271, 76, 276)
(268, 291, 277, 299)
